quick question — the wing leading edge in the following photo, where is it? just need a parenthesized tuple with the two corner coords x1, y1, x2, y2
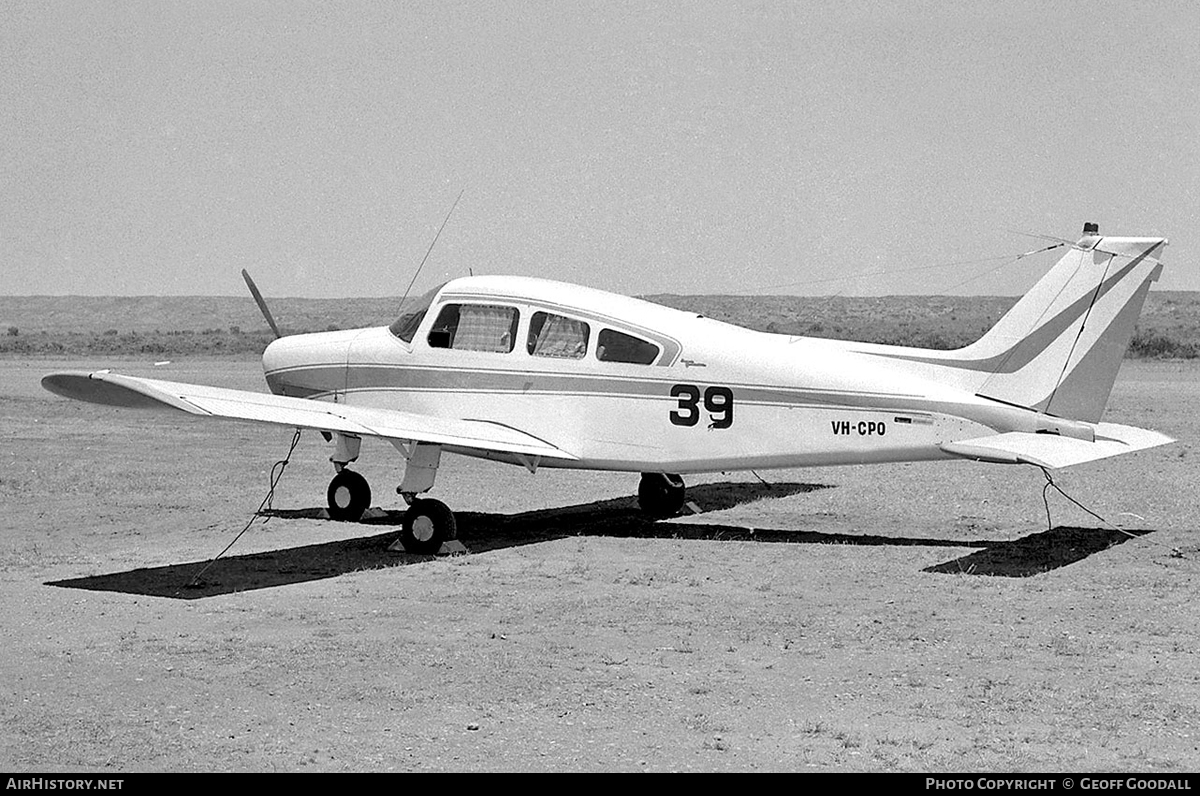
(42, 371, 577, 462)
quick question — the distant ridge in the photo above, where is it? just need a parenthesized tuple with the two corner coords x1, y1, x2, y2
(2, 292, 1197, 358)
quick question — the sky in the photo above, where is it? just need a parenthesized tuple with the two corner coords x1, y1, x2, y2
(2, 1, 1197, 298)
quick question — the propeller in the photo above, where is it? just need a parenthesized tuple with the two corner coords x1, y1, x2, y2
(241, 269, 282, 339)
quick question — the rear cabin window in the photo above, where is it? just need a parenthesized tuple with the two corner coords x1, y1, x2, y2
(527, 312, 589, 359)
(596, 328, 660, 365)
(427, 304, 519, 353)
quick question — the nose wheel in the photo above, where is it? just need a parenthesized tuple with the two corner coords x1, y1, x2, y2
(327, 469, 371, 522)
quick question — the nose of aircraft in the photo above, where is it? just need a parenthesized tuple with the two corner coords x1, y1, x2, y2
(261, 329, 362, 398)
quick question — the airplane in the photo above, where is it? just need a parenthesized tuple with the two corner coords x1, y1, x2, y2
(42, 223, 1172, 554)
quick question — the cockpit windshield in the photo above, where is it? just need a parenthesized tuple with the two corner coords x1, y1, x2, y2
(388, 282, 446, 343)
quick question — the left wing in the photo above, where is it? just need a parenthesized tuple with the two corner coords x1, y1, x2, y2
(42, 371, 577, 462)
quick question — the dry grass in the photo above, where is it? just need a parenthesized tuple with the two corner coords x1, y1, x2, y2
(1, 358, 1198, 771)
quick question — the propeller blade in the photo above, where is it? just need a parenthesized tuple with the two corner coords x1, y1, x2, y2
(241, 269, 282, 339)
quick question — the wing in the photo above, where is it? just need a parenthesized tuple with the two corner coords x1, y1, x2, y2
(42, 371, 577, 462)
(940, 423, 1173, 469)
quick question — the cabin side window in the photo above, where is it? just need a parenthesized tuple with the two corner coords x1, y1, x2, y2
(527, 311, 589, 359)
(596, 328, 660, 365)
(427, 304, 519, 353)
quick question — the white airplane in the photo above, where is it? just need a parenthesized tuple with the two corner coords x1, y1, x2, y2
(43, 223, 1172, 554)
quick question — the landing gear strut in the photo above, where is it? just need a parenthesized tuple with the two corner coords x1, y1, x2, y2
(388, 442, 462, 555)
(327, 469, 371, 522)
(322, 435, 461, 553)
(638, 472, 685, 518)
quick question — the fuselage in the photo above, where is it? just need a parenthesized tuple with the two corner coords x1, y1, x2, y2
(260, 276, 1074, 473)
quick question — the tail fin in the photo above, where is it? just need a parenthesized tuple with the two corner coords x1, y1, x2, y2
(957, 225, 1167, 422)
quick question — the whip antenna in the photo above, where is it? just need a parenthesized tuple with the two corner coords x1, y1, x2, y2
(398, 189, 465, 311)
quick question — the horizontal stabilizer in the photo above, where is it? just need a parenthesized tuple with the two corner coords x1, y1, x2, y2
(940, 423, 1173, 469)
(42, 371, 578, 462)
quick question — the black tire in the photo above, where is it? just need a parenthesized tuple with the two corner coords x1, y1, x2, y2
(638, 472, 685, 519)
(399, 498, 457, 554)
(327, 469, 371, 522)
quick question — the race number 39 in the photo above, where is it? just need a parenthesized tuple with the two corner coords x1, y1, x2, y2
(670, 384, 734, 429)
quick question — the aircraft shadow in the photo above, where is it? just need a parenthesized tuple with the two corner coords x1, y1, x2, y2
(921, 525, 1153, 577)
(45, 481, 1154, 598)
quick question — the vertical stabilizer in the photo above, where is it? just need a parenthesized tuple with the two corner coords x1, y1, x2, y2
(955, 226, 1166, 422)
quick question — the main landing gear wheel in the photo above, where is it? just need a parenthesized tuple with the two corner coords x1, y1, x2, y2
(399, 498, 457, 555)
(327, 469, 371, 522)
(638, 472, 686, 519)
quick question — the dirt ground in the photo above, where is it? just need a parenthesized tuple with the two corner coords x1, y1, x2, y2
(2, 357, 1198, 772)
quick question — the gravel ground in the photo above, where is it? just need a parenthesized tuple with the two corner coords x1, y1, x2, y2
(2, 358, 1197, 771)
